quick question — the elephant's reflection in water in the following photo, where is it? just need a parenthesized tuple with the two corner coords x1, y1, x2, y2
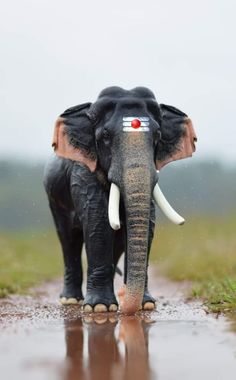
(63, 315, 155, 380)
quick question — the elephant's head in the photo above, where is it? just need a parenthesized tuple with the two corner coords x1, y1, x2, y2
(52, 86, 197, 313)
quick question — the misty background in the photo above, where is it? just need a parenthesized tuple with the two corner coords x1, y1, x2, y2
(0, 0, 235, 230)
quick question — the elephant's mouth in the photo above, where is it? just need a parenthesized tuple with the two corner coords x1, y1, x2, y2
(108, 181, 185, 230)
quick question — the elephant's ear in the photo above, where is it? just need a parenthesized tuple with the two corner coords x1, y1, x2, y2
(52, 102, 97, 172)
(156, 104, 197, 170)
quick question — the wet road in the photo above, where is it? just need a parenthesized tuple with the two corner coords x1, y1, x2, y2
(1, 274, 236, 380)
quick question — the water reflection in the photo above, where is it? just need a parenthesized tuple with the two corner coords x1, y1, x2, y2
(64, 315, 155, 380)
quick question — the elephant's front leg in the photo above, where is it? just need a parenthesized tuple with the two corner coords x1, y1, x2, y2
(71, 164, 118, 313)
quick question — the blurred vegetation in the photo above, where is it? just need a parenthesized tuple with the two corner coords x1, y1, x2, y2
(0, 231, 62, 297)
(0, 160, 51, 230)
(151, 215, 236, 314)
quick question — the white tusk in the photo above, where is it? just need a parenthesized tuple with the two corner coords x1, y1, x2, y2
(153, 183, 185, 225)
(108, 183, 121, 230)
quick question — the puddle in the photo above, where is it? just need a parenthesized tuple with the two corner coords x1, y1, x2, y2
(1, 274, 236, 379)
(1, 313, 236, 380)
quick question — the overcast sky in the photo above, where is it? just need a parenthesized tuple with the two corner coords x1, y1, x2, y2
(1, 0, 235, 163)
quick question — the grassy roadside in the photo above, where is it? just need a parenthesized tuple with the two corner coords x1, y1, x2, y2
(151, 215, 236, 315)
(0, 231, 62, 297)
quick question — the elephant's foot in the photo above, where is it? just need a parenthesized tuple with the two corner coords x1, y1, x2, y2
(83, 288, 118, 313)
(60, 286, 84, 306)
(142, 290, 156, 311)
(60, 268, 84, 305)
(60, 297, 84, 305)
(118, 285, 156, 311)
(83, 304, 118, 312)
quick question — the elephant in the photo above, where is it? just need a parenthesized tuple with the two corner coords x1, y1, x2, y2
(43, 86, 197, 314)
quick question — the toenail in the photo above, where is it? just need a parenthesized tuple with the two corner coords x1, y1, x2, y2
(94, 304, 107, 313)
(84, 304, 93, 313)
(109, 304, 118, 312)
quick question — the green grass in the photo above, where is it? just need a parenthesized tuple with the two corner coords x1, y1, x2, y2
(151, 215, 236, 314)
(0, 231, 63, 297)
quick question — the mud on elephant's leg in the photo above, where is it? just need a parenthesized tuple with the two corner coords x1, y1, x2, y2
(71, 164, 118, 313)
(49, 199, 84, 305)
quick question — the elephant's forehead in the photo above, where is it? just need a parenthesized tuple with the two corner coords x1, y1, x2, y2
(97, 86, 156, 101)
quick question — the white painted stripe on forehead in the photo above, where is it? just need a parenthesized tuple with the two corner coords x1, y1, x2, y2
(122, 121, 149, 127)
(123, 126, 150, 132)
(123, 117, 149, 122)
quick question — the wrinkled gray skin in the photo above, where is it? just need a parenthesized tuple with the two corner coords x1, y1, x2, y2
(44, 86, 188, 314)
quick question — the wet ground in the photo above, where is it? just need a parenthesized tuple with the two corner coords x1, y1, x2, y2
(1, 271, 236, 380)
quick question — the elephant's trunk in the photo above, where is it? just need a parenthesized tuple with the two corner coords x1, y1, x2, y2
(111, 132, 154, 314)
(108, 175, 151, 313)
(122, 165, 151, 313)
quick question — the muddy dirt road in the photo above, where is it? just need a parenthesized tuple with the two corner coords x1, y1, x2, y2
(1, 270, 236, 380)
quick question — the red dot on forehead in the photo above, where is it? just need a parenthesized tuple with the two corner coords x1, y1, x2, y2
(131, 119, 141, 129)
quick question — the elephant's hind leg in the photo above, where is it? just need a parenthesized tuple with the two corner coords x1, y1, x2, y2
(49, 199, 84, 305)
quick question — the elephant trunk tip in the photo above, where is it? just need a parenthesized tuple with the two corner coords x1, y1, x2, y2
(118, 285, 142, 314)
